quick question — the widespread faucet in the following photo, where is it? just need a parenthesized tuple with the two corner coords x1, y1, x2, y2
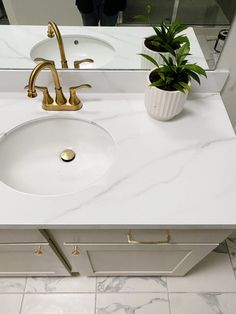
(48, 21, 68, 69)
(26, 61, 91, 111)
(46, 21, 94, 69)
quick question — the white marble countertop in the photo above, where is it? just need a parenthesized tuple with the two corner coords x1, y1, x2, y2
(0, 26, 208, 69)
(0, 91, 235, 228)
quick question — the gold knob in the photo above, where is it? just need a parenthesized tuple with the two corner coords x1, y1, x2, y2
(72, 246, 80, 256)
(34, 245, 43, 256)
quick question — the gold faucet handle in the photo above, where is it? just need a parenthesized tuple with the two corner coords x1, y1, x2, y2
(74, 59, 94, 69)
(69, 84, 92, 109)
(34, 58, 55, 65)
(25, 85, 54, 105)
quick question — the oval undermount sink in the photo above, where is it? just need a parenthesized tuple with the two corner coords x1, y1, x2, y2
(0, 117, 115, 196)
(30, 35, 116, 68)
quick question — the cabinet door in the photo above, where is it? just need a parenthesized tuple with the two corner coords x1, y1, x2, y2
(63, 242, 217, 276)
(0, 243, 70, 276)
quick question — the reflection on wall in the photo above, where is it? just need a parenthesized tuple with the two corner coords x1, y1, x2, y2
(0, 0, 8, 24)
(2, 0, 82, 25)
(123, 0, 234, 26)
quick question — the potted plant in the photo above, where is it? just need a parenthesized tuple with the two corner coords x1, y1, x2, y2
(141, 43, 207, 121)
(141, 19, 189, 69)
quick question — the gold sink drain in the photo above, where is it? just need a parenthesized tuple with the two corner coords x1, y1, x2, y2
(60, 149, 76, 162)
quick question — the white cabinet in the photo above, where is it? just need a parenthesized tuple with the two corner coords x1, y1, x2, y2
(50, 229, 232, 276)
(0, 230, 70, 276)
(63, 242, 216, 276)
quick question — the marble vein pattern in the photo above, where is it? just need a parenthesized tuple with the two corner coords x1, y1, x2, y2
(25, 276, 96, 293)
(97, 277, 167, 293)
(0, 277, 26, 293)
(0, 25, 208, 69)
(167, 252, 236, 293)
(96, 293, 169, 314)
(169, 293, 236, 314)
(21, 293, 95, 314)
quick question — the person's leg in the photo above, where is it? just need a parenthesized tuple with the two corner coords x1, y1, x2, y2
(99, 0, 119, 26)
(100, 12, 119, 26)
(81, 12, 99, 26)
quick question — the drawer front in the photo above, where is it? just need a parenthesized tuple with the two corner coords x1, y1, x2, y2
(0, 230, 47, 243)
(63, 242, 217, 276)
(50, 229, 232, 245)
(0, 243, 70, 276)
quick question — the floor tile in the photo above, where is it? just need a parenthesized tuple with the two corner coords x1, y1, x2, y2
(97, 277, 167, 293)
(25, 276, 96, 293)
(0, 294, 23, 314)
(0, 277, 26, 293)
(169, 293, 236, 314)
(21, 293, 95, 314)
(96, 293, 169, 314)
(167, 252, 236, 292)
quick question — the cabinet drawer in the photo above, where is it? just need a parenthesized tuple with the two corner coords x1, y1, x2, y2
(63, 242, 217, 276)
(0, 243, 70, 276)
(50, 229, 232, 245)
(0, 230, 46, 243)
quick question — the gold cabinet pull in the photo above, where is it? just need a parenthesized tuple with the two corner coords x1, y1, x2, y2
(127, 231, 170, 245)
(34, 245, 44, 256)
(72, 246, 80, 256)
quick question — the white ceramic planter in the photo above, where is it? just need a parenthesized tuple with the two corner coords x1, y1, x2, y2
(141, 37, 170, 69)
(145, 71, 189, 121)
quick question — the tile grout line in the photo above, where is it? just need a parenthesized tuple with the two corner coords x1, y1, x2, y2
(166, 277, 172, 314)
(19, 277, 27, 314)
(94, 277, 98, 314)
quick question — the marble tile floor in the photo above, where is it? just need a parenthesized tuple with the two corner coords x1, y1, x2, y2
(1, 242, 236, 314)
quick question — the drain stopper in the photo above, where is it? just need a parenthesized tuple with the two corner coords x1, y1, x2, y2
(60, 149, 76, 162)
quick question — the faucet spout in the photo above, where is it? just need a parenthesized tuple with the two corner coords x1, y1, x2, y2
(27, 61, 67, 105)
(47, 21, 68, 69)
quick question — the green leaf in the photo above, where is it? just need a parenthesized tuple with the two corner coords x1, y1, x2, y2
(184, 64, 207, 77)
(139, 53, 159, 68)
(133, 15, 149, 22)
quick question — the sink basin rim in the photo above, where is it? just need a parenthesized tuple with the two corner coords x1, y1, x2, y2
(0, 115, 116, 197)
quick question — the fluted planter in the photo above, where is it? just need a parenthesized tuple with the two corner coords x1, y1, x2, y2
(145, 70, 189, 121)
(141, 36, 171, 69)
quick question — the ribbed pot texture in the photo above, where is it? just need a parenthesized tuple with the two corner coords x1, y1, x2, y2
(145, 73, 189, 121)
(141, 38, 170, 69)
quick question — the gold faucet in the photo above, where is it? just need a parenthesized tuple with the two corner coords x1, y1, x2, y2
(47, 21, 94, 69)
(48, 21, 68, 69)
(26, 61, 92, 111)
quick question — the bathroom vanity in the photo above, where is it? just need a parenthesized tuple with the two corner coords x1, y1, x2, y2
(0, 82, 235, 277)
(0, 25, 208, 69)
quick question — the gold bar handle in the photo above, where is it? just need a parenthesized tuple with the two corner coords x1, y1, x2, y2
(127, 231, 170, 245)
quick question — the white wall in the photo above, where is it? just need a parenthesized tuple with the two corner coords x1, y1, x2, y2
(217, 16, 236, 130)
(2, 0, 83, 25)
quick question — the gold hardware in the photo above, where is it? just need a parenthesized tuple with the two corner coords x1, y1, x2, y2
(60, 149, 76, 162)
(27, 61, 92, 111)
(47, 21, 68, 68)
(74, 59, 94, 69)
(127, 231, 171, 245)
(25, 85, 54, 106)
(72, 246, 80, 256)
(34, 57, 55, 65)
(69, 84, 92, 109)
(34, 245, 43, 256)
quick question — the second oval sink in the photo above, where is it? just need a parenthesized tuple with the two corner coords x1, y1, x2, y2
(0, 116, 115, 196)
(30, 35, 116, 69)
